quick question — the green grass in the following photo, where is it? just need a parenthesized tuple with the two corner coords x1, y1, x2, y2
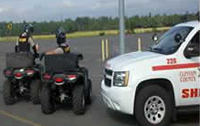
(0, 27, 170, 42)
(133, 27, 170, 33)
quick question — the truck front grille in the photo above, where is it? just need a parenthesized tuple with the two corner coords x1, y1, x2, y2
(105, 77, 111, 87)
(104, 69, 113, 87)
(105, 69, 113, 76)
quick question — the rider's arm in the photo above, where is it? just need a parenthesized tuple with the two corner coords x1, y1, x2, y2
(45, 48, 64, 55)
(28, 37, 38, 51)
(28, 37, 39, 58)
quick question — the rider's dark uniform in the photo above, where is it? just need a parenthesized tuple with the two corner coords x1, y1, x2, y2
(17, 33, 31, 52)
(15, 33, 38, 58)
(15, 32, 37, 56)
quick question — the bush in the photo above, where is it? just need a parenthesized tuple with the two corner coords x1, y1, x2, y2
(99, 32, 105, 36)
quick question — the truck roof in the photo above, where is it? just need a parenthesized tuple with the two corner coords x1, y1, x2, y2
(175, 20, 200, 28)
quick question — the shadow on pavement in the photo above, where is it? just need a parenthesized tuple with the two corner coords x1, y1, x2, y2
(106, 109, 139, 126)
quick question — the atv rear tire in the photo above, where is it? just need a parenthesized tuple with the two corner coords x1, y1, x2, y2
(30, 79, 41, 104)
(3, 80, 15, 105)
(41, 86, 55, 114)
(86, 79, 92, 105)
(73, 85, 86, 115)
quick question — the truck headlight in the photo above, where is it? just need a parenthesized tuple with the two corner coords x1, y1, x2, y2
(113, 71, 129, 87)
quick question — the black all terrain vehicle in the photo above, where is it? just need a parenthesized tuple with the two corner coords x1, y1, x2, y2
(40, 53, 92, 115)
(3, 52, 42, 105)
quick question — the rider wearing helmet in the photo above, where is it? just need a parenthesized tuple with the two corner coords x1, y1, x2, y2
(15, 24, 39, 58)
(45, 27, 70, 55)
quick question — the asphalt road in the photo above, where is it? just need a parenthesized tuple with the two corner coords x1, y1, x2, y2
(0, 33, 199, 126)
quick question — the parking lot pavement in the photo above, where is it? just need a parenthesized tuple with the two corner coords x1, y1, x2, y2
(0, 34, 199, 126)
(0, 113, 30, 126)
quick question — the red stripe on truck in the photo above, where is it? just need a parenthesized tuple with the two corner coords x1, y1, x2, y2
(152, 63, 200, 71)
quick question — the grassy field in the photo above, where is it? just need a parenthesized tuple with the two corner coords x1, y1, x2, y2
(0, 27, 170, 42)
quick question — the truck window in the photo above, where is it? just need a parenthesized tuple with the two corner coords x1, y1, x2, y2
(189, 31, 199, 45)
(185, 31, 200, 56)
(150, 26, 193, 55)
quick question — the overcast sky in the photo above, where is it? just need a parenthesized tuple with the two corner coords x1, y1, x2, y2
(0, 0, 199, 22)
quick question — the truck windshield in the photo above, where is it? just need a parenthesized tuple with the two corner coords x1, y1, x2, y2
(150, 26, 193, 55)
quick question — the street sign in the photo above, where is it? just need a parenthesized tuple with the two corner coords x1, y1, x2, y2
(7, 23, 12, 31)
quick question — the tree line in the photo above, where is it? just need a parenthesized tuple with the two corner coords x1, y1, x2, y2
(0, 12, 198, 36)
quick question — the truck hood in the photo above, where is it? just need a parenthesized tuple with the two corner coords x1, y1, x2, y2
(106, 51, 163, 70)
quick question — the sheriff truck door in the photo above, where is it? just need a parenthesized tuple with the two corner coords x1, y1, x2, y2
(180, 31, 200, 106)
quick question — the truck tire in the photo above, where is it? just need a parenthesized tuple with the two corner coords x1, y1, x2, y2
(86, 79, 92, 105)
(30, 79, 41, 104)
(3, 80, 15, 105)
(135, 85, 172, 126)
(41, 86, 55, 114)
(73, 85, 86, 115)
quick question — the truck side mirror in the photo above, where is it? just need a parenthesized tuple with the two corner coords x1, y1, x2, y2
(78, 54, 83, 60)
(174, 33, 182, 43)
(184, 44, 199, 58)
(152, 33, 158, 42)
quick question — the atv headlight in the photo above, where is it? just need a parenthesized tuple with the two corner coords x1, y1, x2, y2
(113, 71, 129, 87)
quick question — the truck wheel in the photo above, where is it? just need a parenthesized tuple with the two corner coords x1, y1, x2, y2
(3, 80, 15, 105)
(30, 79, 41, 104)
(86, 79, 92, 105)
(40, 86, 55, 114)
(73, 85, 86, 115)
(135, 85, 172, 126)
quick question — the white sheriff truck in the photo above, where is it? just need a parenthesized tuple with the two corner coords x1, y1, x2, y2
(101, 21, 200, 126)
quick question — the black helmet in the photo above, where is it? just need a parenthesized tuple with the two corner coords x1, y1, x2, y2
(24, 24, 34, 34)
(56, 27, 66, 45)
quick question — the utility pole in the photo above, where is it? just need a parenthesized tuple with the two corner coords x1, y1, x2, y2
(119, 0, 125, 54)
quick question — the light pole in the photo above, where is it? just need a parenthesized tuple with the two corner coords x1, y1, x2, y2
(119, 0, 125, 54)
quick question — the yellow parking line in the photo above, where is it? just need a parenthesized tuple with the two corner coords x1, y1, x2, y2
(105, 39, 109, 59)
(0, 110, 45, 126)
(101, 40, 105, 61)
